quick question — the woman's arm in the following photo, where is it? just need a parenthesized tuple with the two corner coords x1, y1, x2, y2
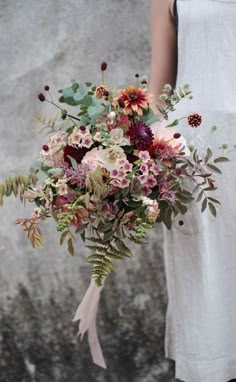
(149, 0, 177, 115)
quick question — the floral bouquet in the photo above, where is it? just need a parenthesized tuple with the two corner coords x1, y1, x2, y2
(0, 62, 230, 368)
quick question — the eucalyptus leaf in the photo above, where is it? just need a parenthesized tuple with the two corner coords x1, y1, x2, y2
(62, 88, 75, 98)
(66, 155, 78, 170)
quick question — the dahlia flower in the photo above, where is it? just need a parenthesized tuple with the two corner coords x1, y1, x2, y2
(126, 122, 154, 151)
(149, 121, 190, 160)
(116, 86, 152, 116)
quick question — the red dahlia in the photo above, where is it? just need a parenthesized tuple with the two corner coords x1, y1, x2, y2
(126, 122, 153, 150)
(63, 145, 90, 167)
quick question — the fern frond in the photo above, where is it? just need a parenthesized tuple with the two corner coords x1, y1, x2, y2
(86, 238, 134, 286)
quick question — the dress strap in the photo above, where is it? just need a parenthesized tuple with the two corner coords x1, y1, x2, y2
(173, 0, 178, 29)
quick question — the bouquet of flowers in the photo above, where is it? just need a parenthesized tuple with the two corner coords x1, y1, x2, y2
(0, 62, 230, 368)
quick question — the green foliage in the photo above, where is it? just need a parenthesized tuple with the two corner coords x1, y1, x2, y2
(0, 173, 38, 206)
(85, 237, 133, 286)
(58, 80, 108, 125)
(85, 168, 109, 198)
(157, 83, 192, 118)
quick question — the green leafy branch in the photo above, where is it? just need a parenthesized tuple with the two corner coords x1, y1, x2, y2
(0, 173, 38, 206)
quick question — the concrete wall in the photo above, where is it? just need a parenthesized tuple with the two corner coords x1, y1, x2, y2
(0, 1, 175, 381)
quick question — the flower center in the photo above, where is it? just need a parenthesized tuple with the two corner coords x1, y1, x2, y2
(128, 93, 138, 101)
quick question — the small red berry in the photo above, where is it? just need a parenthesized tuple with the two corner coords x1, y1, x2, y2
(44, 85, 50, 91)
(179, 220, 184, 226)
(135, 73, 140, 78)
(38, 93, 45, 102)
(80, 125, 86, 131)
(42, 144, 49, 151)
(188, 113, 202, 128)
(104, 90, 109, 96)
(101, 61, 107, 71)
(174, 133, 181, 139)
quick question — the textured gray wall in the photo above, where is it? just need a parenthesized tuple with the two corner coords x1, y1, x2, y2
(0, 1, 176, 381)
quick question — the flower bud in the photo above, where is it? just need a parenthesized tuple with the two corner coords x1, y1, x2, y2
(108, 111, 116, 120)
(38, 93, 45, 102)
(101, 61, 107, 71)
(174, 133, 181, 139)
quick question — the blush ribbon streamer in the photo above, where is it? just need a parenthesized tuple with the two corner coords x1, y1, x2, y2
(72, 279, 106, 369)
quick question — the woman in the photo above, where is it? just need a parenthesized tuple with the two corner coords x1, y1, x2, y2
(149, 1, 236, 382)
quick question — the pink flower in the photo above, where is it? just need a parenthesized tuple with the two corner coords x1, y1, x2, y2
(138, 150, 150, 163)
(150, 163, 160, 176)
(138, 174, 148, 184)
(119, 178, 130, 188)
(150, 121, 190, 156)
(111, 178, 121, 187)
(141, 185, 152, 196)
(111, 169, 119, 178)
(118, 170, 126, 178)
(116, 158, 126, 166)
(123, 161, 133, 172)
(146, 175, 157, 188)
(140, 163, 149, 175)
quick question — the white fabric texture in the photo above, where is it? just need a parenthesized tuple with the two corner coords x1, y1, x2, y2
(164, 1, 236, 381)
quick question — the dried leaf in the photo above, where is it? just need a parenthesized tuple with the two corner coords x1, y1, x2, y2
(67, 237, 75, 256)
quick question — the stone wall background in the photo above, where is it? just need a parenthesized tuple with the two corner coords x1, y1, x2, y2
(0, 1, 175, 381)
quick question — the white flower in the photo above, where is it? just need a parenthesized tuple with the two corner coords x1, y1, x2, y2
(68, 127, 81, 146)
(108, 111, 116, 120)
(32, 207, 41, 218)
(68, 126, 91, 147)
(40, 146, 64, 167)
(49, 131, 67, 147)
(98, 145, 126, 171)
(141, 196, 157, 206)
(55, 179, 68, 195)
(110, 128, 130, 146)
(81, 147, 103, 169)
(93, 132, 103, 142)
(81, 136, 93, 148)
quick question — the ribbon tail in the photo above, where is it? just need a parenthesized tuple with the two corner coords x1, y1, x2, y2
(72, 279, 107, 369)
(88, 308, 107, 369)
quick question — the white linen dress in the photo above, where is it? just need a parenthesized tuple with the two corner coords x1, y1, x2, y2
(164, 1, 236, 381)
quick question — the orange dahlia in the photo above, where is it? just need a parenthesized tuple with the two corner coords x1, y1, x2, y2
(116, 86, 152, 116)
